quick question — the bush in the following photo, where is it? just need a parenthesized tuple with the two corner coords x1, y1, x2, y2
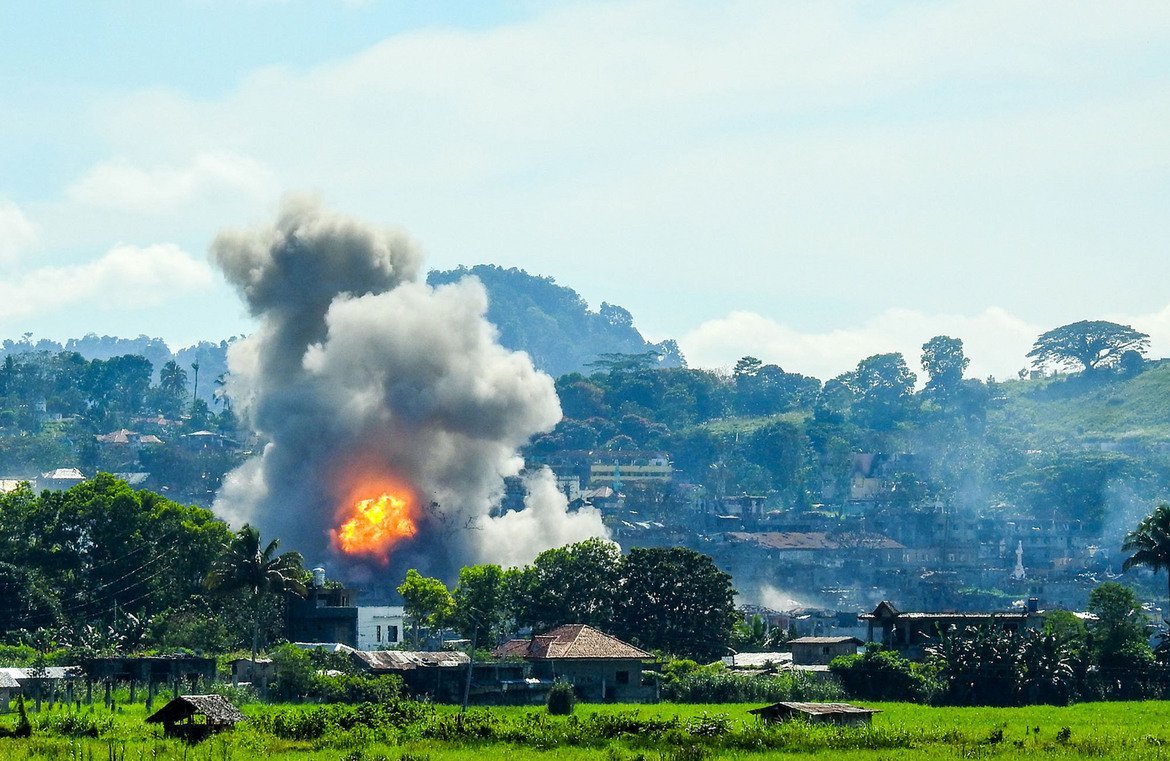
(830, 645, 937, 702)
(547, 680, 577, 715)
(661, 665, 842, 703)
(311, 674, 404, 704)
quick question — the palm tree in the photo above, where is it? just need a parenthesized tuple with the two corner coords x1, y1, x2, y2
(205, 525, 307, 664)
(1122, 502, 1170, 621)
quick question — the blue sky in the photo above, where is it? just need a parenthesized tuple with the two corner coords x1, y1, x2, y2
(2, 0, 1169, 380)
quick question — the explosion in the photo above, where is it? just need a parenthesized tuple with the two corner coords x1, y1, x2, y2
(210, 198, 609, 576)
(334, 492, 418, 561)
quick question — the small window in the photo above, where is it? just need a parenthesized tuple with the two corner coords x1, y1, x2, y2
(376, 625, 382, 643)
(388, 626, 398, 643)
(822, 646, 831, 655)
(615, 670, 630, 685)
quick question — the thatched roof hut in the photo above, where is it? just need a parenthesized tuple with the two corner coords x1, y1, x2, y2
(145, 694, 245, 742)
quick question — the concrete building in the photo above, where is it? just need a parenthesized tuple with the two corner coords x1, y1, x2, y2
(787, 636, 863, 666)
(357, 606, 405, 651)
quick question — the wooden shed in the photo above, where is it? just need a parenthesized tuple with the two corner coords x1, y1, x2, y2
(145, 694, 245, 742)
(748, 701, 879, 727)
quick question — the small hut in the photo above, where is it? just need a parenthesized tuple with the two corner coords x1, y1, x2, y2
(748, 701, 879, 727)
(145, 694, 245, 742)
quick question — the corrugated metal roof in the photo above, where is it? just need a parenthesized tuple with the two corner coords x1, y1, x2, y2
(749, 701, 879, 716)
(353, 650, 469, 671)
(146, 695, 245, 725)
(788, 637, 863, 645)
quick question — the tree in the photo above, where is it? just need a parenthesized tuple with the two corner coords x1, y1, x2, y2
(615, 547, 736, 662)
(1026, 320, 1149, 372)
(837, 353, 917, 429)
(1086, 582, 1153, 672)
(920, 336, 969, 403)
(396, 569, 454, 647)
(1123, 503, 1170, 626)
(205, 524, 307, 663)
(452, 564, 508, 645)
(508, 538, 622, 633)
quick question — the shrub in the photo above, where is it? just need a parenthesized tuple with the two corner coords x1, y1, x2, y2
(661, 665, 842, 703)
(830, 645, 937, 702)
(311, 673, 404, 704)
(547, 680, 577, 715)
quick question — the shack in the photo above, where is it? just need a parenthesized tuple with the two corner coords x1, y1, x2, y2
(748, 701, 879, 727)
(350, 648, 470, 702)
(787, 636, 863, 666)
(145, 694, 245, 742)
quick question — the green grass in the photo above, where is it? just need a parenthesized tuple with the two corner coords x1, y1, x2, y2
(7, 699, 1170, 759)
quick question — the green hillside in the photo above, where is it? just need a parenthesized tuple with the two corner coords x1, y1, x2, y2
(995, 361, 1170, 445)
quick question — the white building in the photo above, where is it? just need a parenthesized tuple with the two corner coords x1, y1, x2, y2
(356, 606, 406, 651)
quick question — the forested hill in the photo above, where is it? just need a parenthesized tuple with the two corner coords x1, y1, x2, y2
(2, 266, 682, 382)
(427, 265, 685, 377)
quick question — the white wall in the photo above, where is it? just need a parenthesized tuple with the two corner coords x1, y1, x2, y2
(356, 606, 405, 651)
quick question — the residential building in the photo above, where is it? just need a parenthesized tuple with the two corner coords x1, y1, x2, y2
(494, 623, 656, 703)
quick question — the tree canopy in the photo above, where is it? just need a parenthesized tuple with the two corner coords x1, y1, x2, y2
(1027, 320, 1150, 372)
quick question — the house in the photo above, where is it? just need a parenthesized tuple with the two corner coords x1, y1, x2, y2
(494, 623, 656, 703)
(286, 584, 358, 646)
(0, 671, 18, 713)
(787, 636, 863, 666)
(748, 701, 879, 727)
(38, 468, 86, 491)
(349, 647, 471, 702)
(145, 694, 245, 743)
(859, 600, 1044, 656)
(229, 658, 275, 691)
(287, 571, 405, 650)
(357, 606, 405, 650)
(94, 429, 163, 448)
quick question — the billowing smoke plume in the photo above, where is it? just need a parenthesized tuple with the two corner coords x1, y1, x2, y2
(211, 198, 607, 577)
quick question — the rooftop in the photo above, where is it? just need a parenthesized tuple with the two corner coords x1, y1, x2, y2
(494, 624, 651, 660)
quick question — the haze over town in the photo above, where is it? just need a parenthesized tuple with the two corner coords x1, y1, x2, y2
(3, 1, 1170, 379)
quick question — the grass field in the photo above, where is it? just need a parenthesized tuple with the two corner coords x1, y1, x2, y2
(5, 699, 1170, 759)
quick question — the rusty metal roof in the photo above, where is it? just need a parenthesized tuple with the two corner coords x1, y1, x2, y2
(352, 650, 469, 671)
(749, 701, 879, 717)
(146, 695, 245, 725)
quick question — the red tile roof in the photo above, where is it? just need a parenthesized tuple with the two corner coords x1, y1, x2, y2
(492, 624, 650, 660)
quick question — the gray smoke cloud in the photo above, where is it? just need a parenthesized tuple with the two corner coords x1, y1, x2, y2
(211, 198, 607, 577)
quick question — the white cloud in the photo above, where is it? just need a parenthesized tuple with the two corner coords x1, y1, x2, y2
(9, 1, 1170, 346)
(67, 151, 277, 214)
(0, 243, 214, 321)
(682, 304, 1170, 382)
(682, 307, 1040, 382)
(0, 201, 37, 265)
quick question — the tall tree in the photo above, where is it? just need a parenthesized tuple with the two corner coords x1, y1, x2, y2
(397, 569, 454, 647)
(205, 525, 307, 662)
(1086, 582, 1153, 671)
(616, 546, 736, 662)
(452, 564, 509, 645)
(1123, 503, 1170, 623)
(837, 353, 917, 429)
(920, 336, 969, 401)
(508, 538, 622, 633)
(1027, 320, 1149, 372)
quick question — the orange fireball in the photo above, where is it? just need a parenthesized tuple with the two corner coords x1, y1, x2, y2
(334, 492, 418, 559)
